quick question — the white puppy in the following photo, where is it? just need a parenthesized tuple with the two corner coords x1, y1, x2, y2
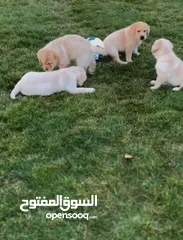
(151, 38, 183, 91)
(10, 66, 95, 99)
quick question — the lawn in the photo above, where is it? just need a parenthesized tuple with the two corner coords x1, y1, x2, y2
(0, 0, 183, 239)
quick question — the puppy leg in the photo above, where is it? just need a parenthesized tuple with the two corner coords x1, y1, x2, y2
(77, 78, 84, 87)
(125, 46, 133, 62)
(77, 75, 86, 87)
(59, 57, 69, 68)
(133, 47, 140, 56)
(172, 84, 183, 91)
(88, 57, 96, 74)
(107, 46, 127, 64)
(10, 82, 21, 99)
(76, 54, 93, 72)
(150, 80, 156, 85)
(113, 55, 128, 65)
(58, 49, 70, 69)
(150, 80, 169, 86)
(59, 64, 68, 69)
(68, 88, 95, 94)
(65, 76, 95, 94)
(150, 72, 167, 90)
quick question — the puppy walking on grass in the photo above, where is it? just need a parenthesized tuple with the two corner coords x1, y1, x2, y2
(151, 38, 183, 91)
(10, 66, 95, 99)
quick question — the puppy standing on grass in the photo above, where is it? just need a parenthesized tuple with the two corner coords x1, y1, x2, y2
(37, 34, 104, 74)
(103, 21, 150, 64)
(10, 66, 95, 99)
(151, 38, 183, 91)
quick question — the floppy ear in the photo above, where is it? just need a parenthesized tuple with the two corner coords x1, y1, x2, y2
(37, 50, 42, 65)
(80, 68, 87, 82)
(52, 51, 59, 64)
(167, 40, 173, 49)
(147, 25, 150, 36)
(129, 23, 137, 37)
(152, 40, 161, 54)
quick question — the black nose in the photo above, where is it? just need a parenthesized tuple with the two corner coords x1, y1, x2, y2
(140, 36, 145, 40)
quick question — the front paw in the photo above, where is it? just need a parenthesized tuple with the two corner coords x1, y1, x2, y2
(88, 88, 96, 93)
(123, 61, 128, 64)
(77, 81, 84, 87)
(150, 86, 158, 90)
(59, 64, 67, 69)
(172, 87, 180, 92)
(150, 80, 156, 85)
(127, 60, 133, 63)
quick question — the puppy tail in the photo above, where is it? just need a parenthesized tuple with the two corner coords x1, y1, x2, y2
(90, 44, 107, 56)
(10, 83, 20, 99)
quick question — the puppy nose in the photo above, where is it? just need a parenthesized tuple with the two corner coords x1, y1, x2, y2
(140, 36, 145, 40)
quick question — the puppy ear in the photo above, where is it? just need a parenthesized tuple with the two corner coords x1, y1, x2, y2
(167, 40, 173, 49)
(80, 68, 87, 81)
(50, 50, 59, 67)
(147, 25, 150, 36)
(53, 51, 59, 64)
(129, 23, 137, 37)
(37, 50, 42, 65)
(152, 40, 161, 54)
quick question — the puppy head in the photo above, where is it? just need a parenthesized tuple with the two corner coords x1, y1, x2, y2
(130, 22, 150, 41)
(152, 38, 173, 57)
(77, 67, 87, 86)
(37, 49, 59, 71)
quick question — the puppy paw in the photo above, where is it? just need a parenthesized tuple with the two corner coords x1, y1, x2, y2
(127, 60, 133, 63)
(150, 80, 156, 85)
(172, 87, 180, 92)
(150, 86, 157, 90)
(77, 81, 84, 87)
(88, 71, 95, 75)
(89, 88, 95, 93)
(59, 65, 66, 69)
(135, 52, 140, 56)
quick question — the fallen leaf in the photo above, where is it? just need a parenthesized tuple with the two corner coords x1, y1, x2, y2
(124, 154, 133, 160)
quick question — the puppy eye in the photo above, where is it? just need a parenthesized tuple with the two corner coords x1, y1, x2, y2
(144, 30, 146, 32)
(137, 30, 140, 33)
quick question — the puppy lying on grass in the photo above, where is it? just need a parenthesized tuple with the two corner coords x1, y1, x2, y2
(151, 38, 183, 91)
(103, 21, 150, 64)
(37, 34, 104, 74)
(10, 66, 95, 99)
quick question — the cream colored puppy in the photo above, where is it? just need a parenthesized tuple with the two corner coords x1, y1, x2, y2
(151, 38, 183, 91)
(37, 34, 104, 74)
(10, 66, 95, 99)
(103, 21, 150, 64)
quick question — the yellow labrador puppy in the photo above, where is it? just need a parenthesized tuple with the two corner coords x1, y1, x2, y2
(10, 66, 95, 99)
(103, 21, 150, 64)
(37, 35, 104, 74)
(151, 38, 183, 91)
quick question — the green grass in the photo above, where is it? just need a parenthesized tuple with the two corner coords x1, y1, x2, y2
(0, 0, 183, 239)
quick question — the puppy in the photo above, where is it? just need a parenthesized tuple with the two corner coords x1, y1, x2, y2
(151, 38, 183, 91)
(103, 21, 150, 64)
(37, 34, 104, 74)
(10, 66, 95, 99)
